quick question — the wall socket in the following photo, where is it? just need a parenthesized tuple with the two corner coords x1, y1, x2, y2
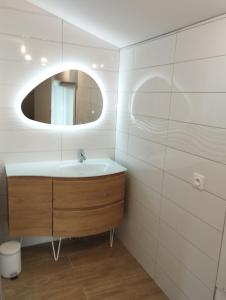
(193, 173, 205, 190)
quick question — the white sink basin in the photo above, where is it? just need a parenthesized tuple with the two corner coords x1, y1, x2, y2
(60, 161, 110, 175)
(5, 159, 127, 178)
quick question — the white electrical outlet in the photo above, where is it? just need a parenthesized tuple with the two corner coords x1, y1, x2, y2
(193, 173, 205, 190)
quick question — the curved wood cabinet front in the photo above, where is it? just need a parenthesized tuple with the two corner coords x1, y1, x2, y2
(53, 173, 126, 237)
(7, 172, 126, 238)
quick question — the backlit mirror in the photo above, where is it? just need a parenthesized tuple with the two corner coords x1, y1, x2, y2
(21, 69, 103, 126)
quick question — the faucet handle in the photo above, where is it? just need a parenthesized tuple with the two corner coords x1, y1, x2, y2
(78, 149, 86, 162)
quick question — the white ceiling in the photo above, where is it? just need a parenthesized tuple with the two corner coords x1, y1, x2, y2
(29, 0, 226, 48)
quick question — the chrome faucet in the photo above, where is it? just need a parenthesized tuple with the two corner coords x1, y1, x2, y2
(78, 149, 86, 163)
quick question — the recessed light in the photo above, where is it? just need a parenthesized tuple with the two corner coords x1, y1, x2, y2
(92, 64, 97, 69)
(24, 54, 32, 61)
(100, 64, 104, 68)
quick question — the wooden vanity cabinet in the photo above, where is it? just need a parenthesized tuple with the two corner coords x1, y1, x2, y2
(53, 173, 126, 237)
(7, 173, 126, 238)
(8, 176, 52, 236)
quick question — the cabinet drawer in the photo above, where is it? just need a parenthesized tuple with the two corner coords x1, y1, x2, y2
(8, 177, 52, 236)
(53, 173, 125, 209)
(53, 201, 124, 237)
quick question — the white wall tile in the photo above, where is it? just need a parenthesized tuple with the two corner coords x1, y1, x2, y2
(159, 220, 218, 290)
(128, 135, 165, 169)
(120, 64, 173, 92)
(167, 120, 226, 164)
(104, 91, 118, 112)
(121, 217, 158, 261)
(94, 70, 119, 92)
(216, 220, 226, 290)
(117, 92, 132, 113)
(0, 130, 61, 153)
(127, 196, 159, 239)
(129, 116, 168, 145)
(98, 111, 116, 131)
(134, 65, 173, 92)
(62, 130, 115, 150)
(117, 15, 226, 300)
(161, 197, 222, 260)
(61, 149, 115, 161)
(134, 35, 176, 68)
(0, 84, 22, 107)
(0, 8, 61, 41)
(0, 151, 61, 164)
(0, 34, 61, 64)
(0, 108, 33, 130)
(132, 92, 171, 119)
(115, 131, 128, 152)
(63, 43, 119, 71)
(0, 60, 58, 85)
(163, 173, 226, 231)
(128, 176, 161, 217)
(155, 265, 190, 300)
(173, 56, 226, 92)
(165, 147, 226, 200)
(116, 112, 129, 133)
(170, 93, 226, 128)
(119, 229, 156, 279)
(157, 245, 214, 300)
(175, 18, 226, 62)
(127, 155, 163, 193)
(119, 47, 134, 71)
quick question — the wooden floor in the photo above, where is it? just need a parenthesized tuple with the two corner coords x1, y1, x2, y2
(2, 235, 168, 300)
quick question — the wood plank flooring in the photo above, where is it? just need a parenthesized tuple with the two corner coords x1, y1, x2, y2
(2, 235, 168, 300)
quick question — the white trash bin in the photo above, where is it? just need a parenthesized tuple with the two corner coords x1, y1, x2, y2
(0, 241, 21, 279)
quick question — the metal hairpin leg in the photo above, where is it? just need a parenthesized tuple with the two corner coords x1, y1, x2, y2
(51, 237, 62, 261)
(110, 229, 115, 248)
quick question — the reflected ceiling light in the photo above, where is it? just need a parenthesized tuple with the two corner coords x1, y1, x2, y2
(40, 57, 48, 64)
(20, 45, 26, 54)
(24, 54, 32, 61)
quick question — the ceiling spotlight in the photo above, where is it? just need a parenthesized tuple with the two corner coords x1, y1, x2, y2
(92, 63, 97, 69)
(20, 45, 26, 54)
(24, 54, 32, 61)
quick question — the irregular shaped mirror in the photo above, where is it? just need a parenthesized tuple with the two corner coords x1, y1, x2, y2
(21, 69, 103, 126)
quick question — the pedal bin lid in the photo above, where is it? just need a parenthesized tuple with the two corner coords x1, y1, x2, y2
(0, 241, 21, 256)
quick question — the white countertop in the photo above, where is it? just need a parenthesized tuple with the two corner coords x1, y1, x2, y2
(5, 158, 127, 178)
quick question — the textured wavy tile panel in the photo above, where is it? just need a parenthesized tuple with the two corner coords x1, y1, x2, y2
(128, 135, 165, 169)
(167, 120, 226, 164)
(129, 115, 168, 145)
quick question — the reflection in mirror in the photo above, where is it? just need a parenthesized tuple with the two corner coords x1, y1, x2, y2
(21, 70, 103, 126)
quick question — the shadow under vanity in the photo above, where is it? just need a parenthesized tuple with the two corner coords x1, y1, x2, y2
(5, 159, 126, 261)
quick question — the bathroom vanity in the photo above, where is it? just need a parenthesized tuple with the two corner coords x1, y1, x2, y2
(5, 159, 126, 259)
